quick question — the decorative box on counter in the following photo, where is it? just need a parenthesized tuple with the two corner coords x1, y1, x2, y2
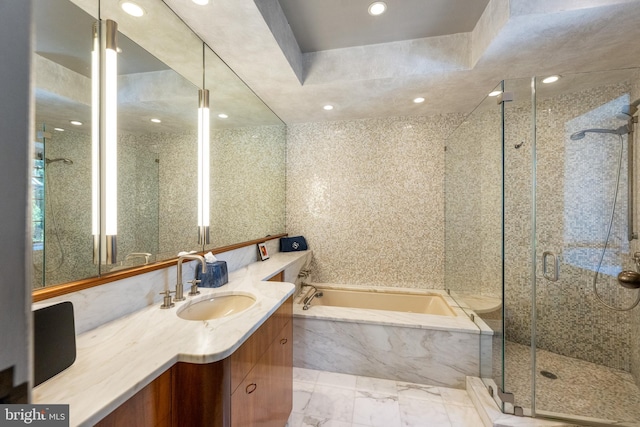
(196, 260, 228, 288)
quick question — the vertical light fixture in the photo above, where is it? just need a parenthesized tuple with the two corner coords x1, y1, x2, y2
(197, 87, 210, 245)
(92, 19, 119, 264)
(91, 22, 100, 262)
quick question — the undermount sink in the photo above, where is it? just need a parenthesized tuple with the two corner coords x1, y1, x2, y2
(177, 293, 256, 321)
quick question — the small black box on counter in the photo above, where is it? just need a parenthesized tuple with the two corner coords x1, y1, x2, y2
(196, 260, 228, 288)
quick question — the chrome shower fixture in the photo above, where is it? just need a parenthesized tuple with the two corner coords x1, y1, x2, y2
(617, 98, 640, 120)
(569, 125, 630, 141)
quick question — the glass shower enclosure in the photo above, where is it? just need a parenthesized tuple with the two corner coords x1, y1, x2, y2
(445, 68, 640, 426)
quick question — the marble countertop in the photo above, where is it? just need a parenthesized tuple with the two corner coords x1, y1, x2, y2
(33, 251, 307, 427)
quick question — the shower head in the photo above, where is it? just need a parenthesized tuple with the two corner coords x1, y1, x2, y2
(45, 157, 73, 165)
(569, 125, 630, 141)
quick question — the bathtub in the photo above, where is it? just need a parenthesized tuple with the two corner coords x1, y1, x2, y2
(301, 287, 456, 316)
(293, 284, 493, 389)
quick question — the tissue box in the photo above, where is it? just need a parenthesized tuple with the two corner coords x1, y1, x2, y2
(196, 260, 228, 288)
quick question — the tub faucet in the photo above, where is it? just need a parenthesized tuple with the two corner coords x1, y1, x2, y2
(175, 254, 207, 301)
(302, 286, 323, 310)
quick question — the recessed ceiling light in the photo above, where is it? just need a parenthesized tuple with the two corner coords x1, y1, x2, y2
(192, 0, 209, 4)
(54, 128, 64, 132)
(542, 75, 560, 84)
(488, 90, 502, 97)
(368, 2, 387, 16)
(150, 118, 161, 123)
(323, 105, 334, 111)
(218, 113, 228, 119)
(120, 1, 145, 17)
(70, 120, 82, 126)
(413, 97, 425, 104)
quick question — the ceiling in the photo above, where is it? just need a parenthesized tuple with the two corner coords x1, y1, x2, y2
(164, 0, 640, 124)
(277, 0, 491, 53)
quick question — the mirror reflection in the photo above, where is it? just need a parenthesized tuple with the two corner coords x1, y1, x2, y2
(33, 0, 287, 291)
(33, 0, 97, 288)
(205, 46, 286, 250)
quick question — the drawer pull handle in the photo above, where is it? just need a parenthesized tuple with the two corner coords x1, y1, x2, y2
(280, 338, 288, 345)
(246, 383, 257, 394)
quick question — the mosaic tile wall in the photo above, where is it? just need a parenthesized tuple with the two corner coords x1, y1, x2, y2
(286, 115, 461, 289)
(444, 106, 502, 299)
(158, 125, 287, 259)
(206, 125, 286, 250)
(33, 129, 98, 287)
(630, 75, 640, 388)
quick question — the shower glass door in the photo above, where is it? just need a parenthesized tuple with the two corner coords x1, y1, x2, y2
(532, 69, 640, 424)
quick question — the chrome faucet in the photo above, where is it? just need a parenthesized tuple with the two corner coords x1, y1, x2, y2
(302, 286, 323, 310)
(175, 254, 207, 301)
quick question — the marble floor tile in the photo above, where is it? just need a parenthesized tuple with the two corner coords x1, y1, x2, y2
(398, 396, 452, 427)
(444, 404, 486, 427)
(294, 367, 321, 383)
(289, 368, 485, 427)
(305, 384, 356, 422)
(353, 391, 401, 427)
(293, 381, 316, 413)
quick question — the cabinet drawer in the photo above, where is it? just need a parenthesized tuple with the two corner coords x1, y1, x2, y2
(230, 297, 291, 393)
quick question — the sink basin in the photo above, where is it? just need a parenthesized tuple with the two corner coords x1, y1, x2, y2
(177, 294, 256, 321)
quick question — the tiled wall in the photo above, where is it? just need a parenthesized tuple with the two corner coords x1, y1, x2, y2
(208, 125, 286, 250)
(445, 106, 502, 298)
(286, 115, 461, 289)
(630, 76, 640, 388)
(34, 129, 98, 287)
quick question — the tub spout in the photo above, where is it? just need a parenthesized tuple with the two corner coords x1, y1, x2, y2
(303, 290, 323, 310)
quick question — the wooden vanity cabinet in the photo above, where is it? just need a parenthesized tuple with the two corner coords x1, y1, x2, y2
(175, 296, 292, 427)
(97, 297, 293, 427)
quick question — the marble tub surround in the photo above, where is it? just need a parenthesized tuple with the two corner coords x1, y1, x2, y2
(294, 284, 489, 389)
(33, 251, 309, 427)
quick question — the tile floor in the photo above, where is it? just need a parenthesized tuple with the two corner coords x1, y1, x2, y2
(287, 367, 485, 427)
(504, 341, 640, 424)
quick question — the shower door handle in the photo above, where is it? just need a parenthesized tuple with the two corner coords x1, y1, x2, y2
(542, 251, 559, 282)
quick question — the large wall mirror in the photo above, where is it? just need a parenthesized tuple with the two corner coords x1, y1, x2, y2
(33, 0, 286, 294)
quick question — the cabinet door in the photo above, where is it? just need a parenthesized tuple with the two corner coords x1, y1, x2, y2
(231, 357, 269, 427)
(96, 368, 172, 427)
(231, 321, 293, 427)
(269, 320, 293, 424)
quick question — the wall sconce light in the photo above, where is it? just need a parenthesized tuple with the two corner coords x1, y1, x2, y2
(92, 19, 118, 264)
(198, 89, 210, 245)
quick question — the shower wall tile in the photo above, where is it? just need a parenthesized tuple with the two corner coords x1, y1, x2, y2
(35, 129, 98, 287)
(630, 72, 640, 388)
(286, 115, 461, 289)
